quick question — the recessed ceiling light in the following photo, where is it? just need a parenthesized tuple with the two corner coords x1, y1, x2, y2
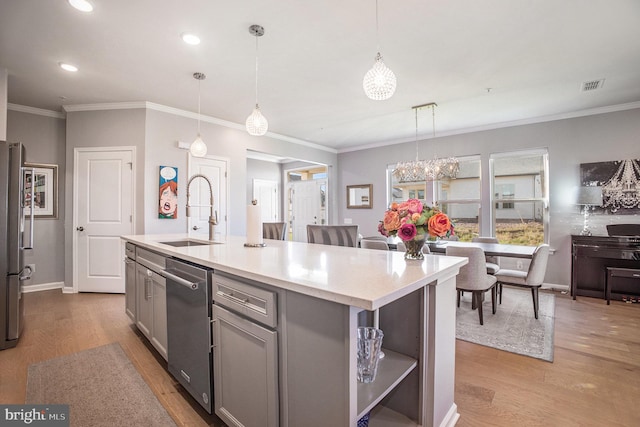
(181, 33, 201, 45)
(68, 0, 93, 12)
(59, 62, 78, 72)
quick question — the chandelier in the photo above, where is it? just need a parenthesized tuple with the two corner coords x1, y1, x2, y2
(602, 158, 640, 212)
(363, 0, 396, 100)
(392, 103, 459, 183)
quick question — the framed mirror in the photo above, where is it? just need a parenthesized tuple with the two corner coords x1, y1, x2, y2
(347, 184, 372, 209)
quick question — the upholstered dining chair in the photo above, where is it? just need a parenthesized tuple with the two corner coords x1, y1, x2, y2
(396, 241, 431, 254)
(360, 239, 390, 250)
(472, 236, 501, 274)
(446, 246, 498, 325)
(263, 222, 286, 240)
(495, 244, 550, 319)
(307, 224, 359, 248)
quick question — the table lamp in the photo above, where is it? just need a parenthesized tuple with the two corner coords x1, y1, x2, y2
(577, 186, 603, 236)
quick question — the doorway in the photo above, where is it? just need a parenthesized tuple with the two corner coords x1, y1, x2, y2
(253, 179, 279, 222)
(286, 165, 328, 242)
(73, 147, 135, 293)
(187, 154, 229, 240)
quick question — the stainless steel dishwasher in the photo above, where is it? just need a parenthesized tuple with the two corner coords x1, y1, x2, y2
(163, 258, 213, 414)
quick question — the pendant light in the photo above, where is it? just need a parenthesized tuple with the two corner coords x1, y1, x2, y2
(246, 25, 268, 136)
(363, 0, 396, 101)
(190, 72, 208, 157)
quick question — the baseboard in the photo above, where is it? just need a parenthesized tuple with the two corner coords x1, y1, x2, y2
(21, 281, 64, 293)
(439, 403, 460, 427)
(541, 283, 570, 293)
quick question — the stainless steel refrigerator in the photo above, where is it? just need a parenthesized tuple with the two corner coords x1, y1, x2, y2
(1, 141, 34, 350)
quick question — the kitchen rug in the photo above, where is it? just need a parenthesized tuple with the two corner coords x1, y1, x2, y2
(26, 342, 177, 426)
(456, 287, 555, 362)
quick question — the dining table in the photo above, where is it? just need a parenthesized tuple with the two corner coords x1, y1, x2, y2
(425, 240, 536, 259)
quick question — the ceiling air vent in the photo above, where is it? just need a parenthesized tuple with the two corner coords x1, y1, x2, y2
(581, 79, 605, 92)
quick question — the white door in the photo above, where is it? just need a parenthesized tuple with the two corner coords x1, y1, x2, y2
(253, 179, 279, 222)
(75, 148, 134, 293)
(290, 180, 322, 242)
(188, 155, 228, 240)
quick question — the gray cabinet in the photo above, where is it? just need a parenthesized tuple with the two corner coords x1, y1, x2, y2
(129, 246, 168, 361)
(212, 305, 278, 427)
(124, 246, 136, 321)
(150, 269, 167, 360)
(212, 273, 279, 427)
(135, 263, 153, 339)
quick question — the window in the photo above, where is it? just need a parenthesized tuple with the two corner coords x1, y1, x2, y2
(494, 184, 515, 209)
(490, 149, 548, 245)
(387, 156, 480, 242)
(434, 156, 481, 241)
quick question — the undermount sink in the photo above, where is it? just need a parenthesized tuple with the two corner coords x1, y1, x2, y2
(159, 239, 221, 247)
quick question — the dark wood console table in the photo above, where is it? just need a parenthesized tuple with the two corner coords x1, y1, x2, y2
(571, 234, 640, 301)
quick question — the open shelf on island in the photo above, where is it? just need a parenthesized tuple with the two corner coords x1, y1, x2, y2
(368, 405, 418, 427)
(357, 348, 418, 420)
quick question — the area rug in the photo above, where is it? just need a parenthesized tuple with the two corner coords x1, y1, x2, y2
(456, 287, 555, 362)
(26, 342, 177, 427)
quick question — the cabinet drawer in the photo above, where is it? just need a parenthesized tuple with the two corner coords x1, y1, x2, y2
(608, 267, 640, 279)
(213, 274, 277, 328)
(125, 242, 136, 260)
(136, 247, 166, 273)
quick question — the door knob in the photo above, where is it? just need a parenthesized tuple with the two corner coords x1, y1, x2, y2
(76, 226, 84, 231)
(192, 226, 201, 230)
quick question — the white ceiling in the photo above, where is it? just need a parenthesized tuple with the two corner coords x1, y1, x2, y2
(2, 0, 640, 152)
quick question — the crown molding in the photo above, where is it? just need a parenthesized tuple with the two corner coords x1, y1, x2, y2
(61, 101, 337, 154)
(62, 101, 147, 112)
(8, 103, 65, 119)
(338, 101, 640, 154)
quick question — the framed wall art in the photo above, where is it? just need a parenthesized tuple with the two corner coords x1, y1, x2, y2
(24, 162, 58, 219)
(159, 165, 178, 219)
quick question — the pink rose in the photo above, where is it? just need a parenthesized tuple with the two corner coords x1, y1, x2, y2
(404, 199, 423, 215)
(378, 221, 389, 237)
(398, 223, 417, 241)
(396, 199, 423, 216)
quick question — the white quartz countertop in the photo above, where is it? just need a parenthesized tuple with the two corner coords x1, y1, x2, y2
(122, 234, 467, 311)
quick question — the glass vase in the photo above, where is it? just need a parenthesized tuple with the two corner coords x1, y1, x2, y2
(403, 235, 426, 260)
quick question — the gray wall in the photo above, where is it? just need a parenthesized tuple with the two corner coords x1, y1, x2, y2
(337, 107, 640, 287)
(6, 109, 66, 287)
(144, 108, 337, 236)
(0, 69, 6, 140)
(64, 109, 147, 292)
(60, 106, 337, 289)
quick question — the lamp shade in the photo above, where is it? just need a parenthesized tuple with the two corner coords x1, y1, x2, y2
(577, 186, 602, 205)
(246, 105, 268, 136)
(190, 134, 207, 157)
(363, 53, 396, 101)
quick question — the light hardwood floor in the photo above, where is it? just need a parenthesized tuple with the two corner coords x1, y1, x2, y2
(1, 289, 639, 426)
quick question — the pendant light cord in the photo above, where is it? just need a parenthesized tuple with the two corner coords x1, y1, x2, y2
(415, 107, 419, 161)
(254, 35, 259, 106)
(197, 77, 201, 134)
(375, 0, 380, 52)
(431, 104, 436, 138)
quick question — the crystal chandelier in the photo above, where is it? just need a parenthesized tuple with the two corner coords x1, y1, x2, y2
(392, 103, 459, 183)
(246, 25, 268, 136)
(190, 72, 208, 157)
(363, 0, 396, 100)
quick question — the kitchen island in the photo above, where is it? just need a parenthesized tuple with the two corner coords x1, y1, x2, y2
(122, 234, 467, 427)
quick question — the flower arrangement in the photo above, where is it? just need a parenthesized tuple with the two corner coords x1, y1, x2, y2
(378, 198, 454, 241)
